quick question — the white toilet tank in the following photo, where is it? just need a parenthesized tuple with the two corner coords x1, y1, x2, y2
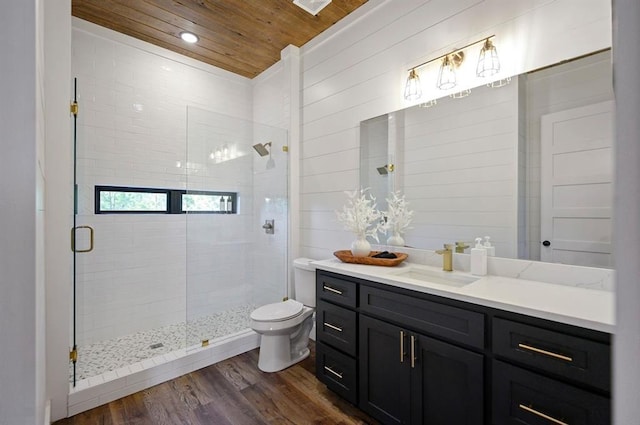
(293, 258, 317, 307)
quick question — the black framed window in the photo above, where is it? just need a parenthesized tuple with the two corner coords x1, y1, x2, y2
(95, 186, 237, 214)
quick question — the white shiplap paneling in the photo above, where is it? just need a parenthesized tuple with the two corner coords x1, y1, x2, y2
(298, 0, 611, 259)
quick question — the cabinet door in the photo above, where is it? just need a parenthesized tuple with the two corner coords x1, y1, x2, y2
(360, 315, 411, 424)
(410, 333, 484, 425)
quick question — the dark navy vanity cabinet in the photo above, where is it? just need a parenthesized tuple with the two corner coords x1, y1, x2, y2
(315, 269, 611, 425)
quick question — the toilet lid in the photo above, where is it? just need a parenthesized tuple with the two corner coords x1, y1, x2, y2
(251, 299, 304, 322)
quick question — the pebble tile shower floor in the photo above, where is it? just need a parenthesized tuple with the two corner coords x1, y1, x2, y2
(70, 304, 255, 381)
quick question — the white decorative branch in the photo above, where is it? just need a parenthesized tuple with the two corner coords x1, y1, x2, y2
(385, 191, 414, 235)
(336, 188, 385, 242)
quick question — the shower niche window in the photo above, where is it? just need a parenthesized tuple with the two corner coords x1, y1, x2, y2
(182, 191, 236, 214)
(95, 185, 237, 214)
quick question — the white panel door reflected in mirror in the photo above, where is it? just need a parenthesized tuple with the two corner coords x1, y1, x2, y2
(360, 50, 613, 268)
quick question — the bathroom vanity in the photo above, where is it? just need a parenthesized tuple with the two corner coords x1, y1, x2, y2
(313, 255, 613, 425)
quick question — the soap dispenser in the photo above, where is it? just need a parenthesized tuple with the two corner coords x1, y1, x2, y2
(483, 236, 496, 257)
(470, 237, 487, 276)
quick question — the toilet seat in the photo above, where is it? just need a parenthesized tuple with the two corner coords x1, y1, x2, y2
(250, 299, 304, 322)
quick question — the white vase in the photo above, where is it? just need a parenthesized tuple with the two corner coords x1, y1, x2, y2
(387, 232, 405, 247)
(351, 236, 371, 257)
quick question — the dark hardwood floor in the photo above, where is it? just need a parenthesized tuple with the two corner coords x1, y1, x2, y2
(55, 342, 379, 425)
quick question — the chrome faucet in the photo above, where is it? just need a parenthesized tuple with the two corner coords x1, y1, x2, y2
(435, 243, 454, 271)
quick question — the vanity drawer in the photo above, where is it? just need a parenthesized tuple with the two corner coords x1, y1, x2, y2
(317, 271, 357, 308)
(493, 360, 610, 425)
(316, 342, 357, 405)
(493, 318, 610, 391)
(316, 300, 357, 356)
(360, 285, 485, 349)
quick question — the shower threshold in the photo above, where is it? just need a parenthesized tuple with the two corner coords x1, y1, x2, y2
(70, 304, 255, 382)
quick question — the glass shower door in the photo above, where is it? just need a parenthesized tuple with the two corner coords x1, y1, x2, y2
(185, 107, 288, 348)
(72, 78, 189, 384)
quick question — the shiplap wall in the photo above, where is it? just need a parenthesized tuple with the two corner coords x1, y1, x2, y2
(297, 0, 611, 260)
(401, 81, 519, 256)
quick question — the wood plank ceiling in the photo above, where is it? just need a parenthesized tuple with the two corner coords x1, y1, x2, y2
(72, 0, 369, 78)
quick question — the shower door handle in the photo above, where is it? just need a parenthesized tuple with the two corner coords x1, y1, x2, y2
(71, 226, 94, 253)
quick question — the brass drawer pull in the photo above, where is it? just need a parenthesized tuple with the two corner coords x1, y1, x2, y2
(324, 366, 343, 379)
(518, 343, 573, 362)
(400, 331, 406, 362)
(324, 322, 343, 332)
(323, 285, 343, 295)
(519, 404, 569, 425)
(410, 335, 417, 368)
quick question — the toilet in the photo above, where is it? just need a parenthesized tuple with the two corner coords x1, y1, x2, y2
(250, 258, 316, 372)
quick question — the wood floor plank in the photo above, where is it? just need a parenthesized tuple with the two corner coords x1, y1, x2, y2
(54, 342, 378, 425)
(214, 349, 263, 391)
(141, 377, 201, 425)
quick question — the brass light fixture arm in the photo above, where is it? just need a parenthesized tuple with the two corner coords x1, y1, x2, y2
(407, 35, 495, 72)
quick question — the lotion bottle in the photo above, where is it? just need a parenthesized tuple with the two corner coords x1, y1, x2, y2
(219, 196, 227, 212)
(470, 237, 487, 276)
(226, 196, 233, 213)
(483, 236, 496, 257)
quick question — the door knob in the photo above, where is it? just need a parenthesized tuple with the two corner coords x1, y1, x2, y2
(542, 240, 551, 247)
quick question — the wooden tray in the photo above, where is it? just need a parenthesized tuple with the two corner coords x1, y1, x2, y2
(333, 250, 408, 267)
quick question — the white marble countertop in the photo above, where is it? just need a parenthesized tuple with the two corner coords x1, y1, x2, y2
(313, 258, 615, 334)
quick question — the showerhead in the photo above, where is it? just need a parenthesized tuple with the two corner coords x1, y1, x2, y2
(252, 142, 272, 157)
(377, 164, 395, 175)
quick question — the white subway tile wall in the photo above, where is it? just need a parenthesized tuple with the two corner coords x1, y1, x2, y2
(72, 19, 287, 356)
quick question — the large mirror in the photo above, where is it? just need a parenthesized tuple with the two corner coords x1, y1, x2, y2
(361, 50, 613, 268)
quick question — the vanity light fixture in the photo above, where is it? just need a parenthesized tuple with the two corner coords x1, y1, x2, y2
(404, 35, 501, 100)
(436, 54, 459, 90)
(404, 69, 422, 101)
(487, 76, 512, 88)
(179, 31, 199, 44)
(419, 99, 437, 108)
(450, 89, 471, 99)
(476, 38, 500, 77)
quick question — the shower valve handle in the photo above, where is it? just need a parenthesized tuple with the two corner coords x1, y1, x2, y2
(262, 219, 275, 234)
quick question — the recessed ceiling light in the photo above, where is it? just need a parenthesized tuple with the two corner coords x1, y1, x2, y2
(179, 32, 198, 43)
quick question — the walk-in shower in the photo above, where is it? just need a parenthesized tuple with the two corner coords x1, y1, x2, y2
(72, 102, 288, 386)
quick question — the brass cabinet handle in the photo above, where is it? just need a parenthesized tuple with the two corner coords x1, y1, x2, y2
(324, 366, 343, 379)
(410, 335, 417, 368)
(518, 343, 573, 362)
(324, 322, 343, 332)
(519, 404, 569, 425)
(400, 331, 406, 362)
(323, 285, 343, 295)
(71, 226, 94, 253)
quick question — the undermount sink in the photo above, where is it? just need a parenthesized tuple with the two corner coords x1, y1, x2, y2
(390, 266, 479, 287)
